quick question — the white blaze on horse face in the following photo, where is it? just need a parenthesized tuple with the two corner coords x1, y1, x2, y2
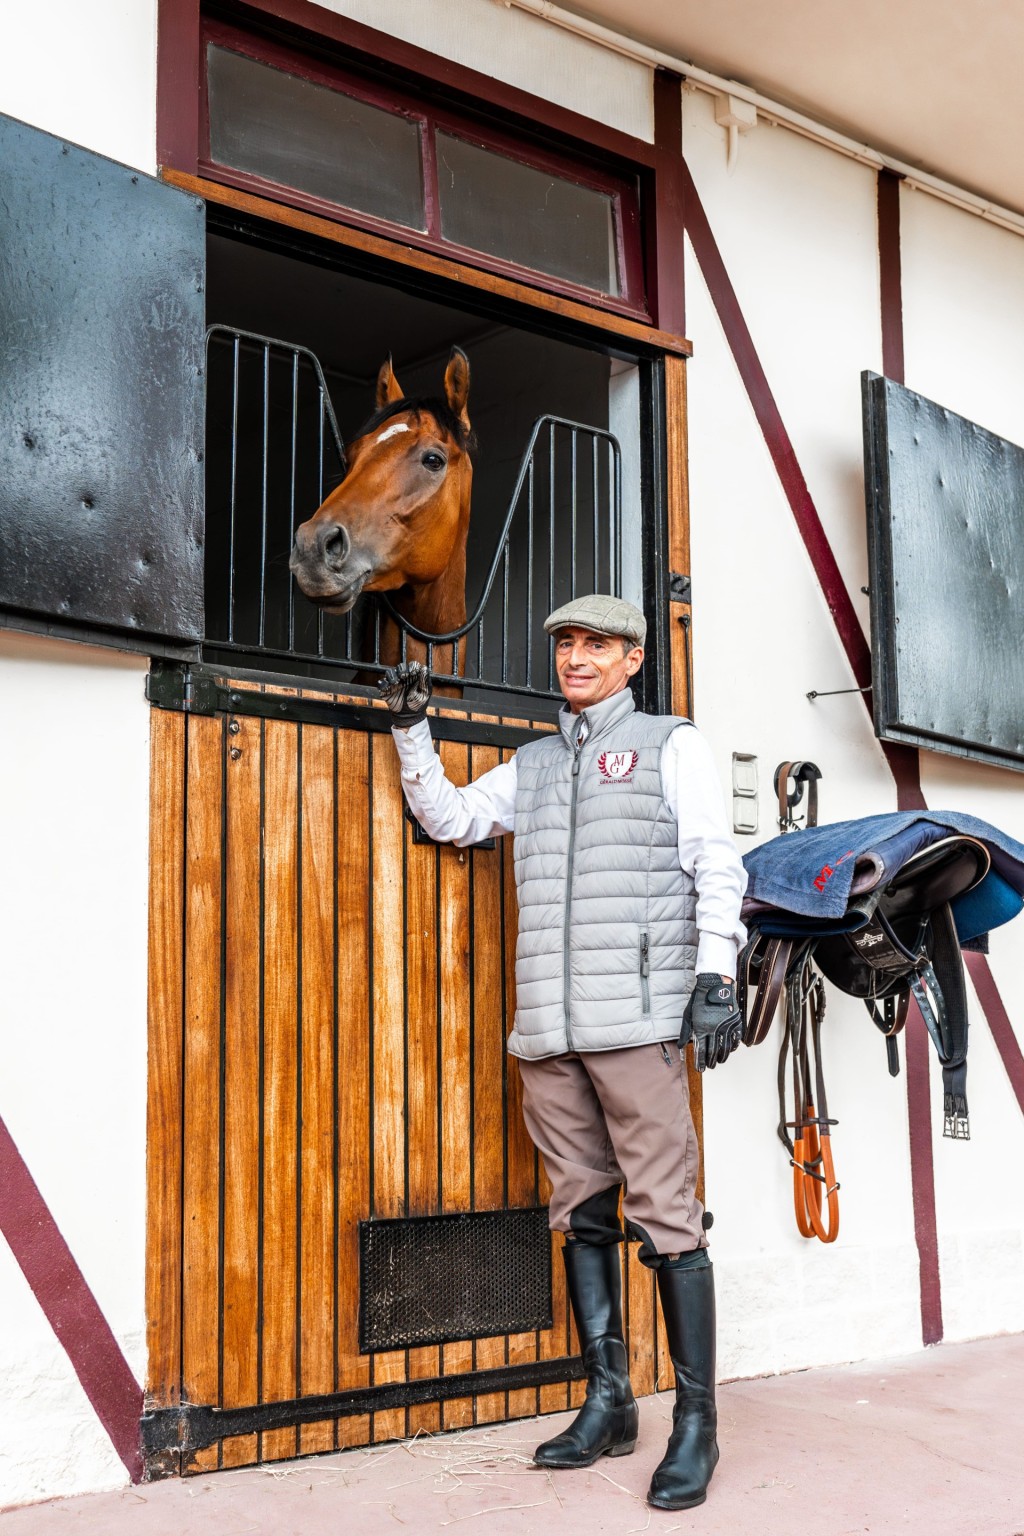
(374, 422, 411, 448)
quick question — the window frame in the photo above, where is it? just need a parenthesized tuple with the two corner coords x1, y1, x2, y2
(199, 16, 647, 318)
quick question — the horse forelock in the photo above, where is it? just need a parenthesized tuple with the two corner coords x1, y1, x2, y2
(351, 397, 476, 457)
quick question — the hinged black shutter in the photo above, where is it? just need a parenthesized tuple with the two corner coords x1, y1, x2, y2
(863, 371, 1024, 772)
(0, 113, 205, 645)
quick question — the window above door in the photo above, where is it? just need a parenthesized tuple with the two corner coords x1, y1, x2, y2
(200, 19, 646, 316)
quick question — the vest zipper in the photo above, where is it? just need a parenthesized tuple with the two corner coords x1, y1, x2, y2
(639, 927, 651, 1016)
(563, 731, 584, 1049)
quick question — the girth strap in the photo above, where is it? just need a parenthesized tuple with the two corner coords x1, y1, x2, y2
(776, 952, 839, 1244)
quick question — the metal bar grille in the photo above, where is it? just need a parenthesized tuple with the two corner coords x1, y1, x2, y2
(203, 327, 623, 700)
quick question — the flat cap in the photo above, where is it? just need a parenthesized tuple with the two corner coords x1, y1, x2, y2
(543, 593, 647, 646)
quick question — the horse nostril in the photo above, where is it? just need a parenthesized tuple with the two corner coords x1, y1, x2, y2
(322, 524, 350, 568)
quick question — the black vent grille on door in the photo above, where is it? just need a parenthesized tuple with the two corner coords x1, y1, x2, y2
(359, 1209, 552, 1352)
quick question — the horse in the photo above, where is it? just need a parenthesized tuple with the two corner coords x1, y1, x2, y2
(289, 346, 473, 680)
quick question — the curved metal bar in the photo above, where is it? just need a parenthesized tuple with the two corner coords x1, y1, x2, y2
(380, 414, 622, 646)
(205, 324, 347, 471)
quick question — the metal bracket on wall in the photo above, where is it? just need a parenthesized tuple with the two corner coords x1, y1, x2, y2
(774, 759, 822, 832)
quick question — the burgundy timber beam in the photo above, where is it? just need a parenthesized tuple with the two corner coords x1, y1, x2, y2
(878, 169, 906, 386)
(964, 953, 1024, 1117)
(876, 166, 942, 1344)
(651, 70, 687, 336)
(0, 1116, 144, 1482)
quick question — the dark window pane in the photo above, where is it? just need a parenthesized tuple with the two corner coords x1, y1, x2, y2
(436, 132, 620, 296)
(207, 45, 425, 230)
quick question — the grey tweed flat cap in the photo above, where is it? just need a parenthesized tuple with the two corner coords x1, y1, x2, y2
(543, 593, 647, 646)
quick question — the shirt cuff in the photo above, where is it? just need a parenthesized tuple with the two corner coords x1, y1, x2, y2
(391, 716, 434, 771)
(696, 933, 739, 980)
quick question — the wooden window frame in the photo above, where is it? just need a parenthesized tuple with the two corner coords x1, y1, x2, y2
(200, 17, 646, 316)
(157, 0, 690, 343)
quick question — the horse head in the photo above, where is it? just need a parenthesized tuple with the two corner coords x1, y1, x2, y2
(290, 347, 473, 669)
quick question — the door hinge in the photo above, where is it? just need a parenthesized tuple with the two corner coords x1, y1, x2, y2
(669, 571, 691, 603)
(145, 661, 219, 715)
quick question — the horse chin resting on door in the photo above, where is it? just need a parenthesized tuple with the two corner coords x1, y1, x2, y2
(290, 346, 474, 688)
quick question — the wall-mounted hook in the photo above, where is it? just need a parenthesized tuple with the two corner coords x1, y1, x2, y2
(774, 760, 822, 832)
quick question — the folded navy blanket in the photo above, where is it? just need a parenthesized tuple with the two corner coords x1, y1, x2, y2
(742, 810, 1024, 929)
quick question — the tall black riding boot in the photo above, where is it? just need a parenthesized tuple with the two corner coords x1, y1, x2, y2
(534, 1240, 639, 1468)
(647, 1254, 719, 1510)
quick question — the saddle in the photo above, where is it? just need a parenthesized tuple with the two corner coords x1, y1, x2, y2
(739, 833, 990, 1244)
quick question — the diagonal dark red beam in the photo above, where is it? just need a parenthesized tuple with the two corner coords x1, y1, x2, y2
(0, 1115, 144, 1482)
(964, 952, 1024, 1115)
(678, 155, 872, 691)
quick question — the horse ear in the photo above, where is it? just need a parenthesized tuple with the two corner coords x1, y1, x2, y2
(375, 355, 404, 408)
(444, 347, 471, 432)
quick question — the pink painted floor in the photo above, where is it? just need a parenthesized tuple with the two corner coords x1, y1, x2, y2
(5, 1334, 1023, 1535)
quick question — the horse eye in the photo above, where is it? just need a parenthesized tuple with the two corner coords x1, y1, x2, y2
(421, 452, 446, 472)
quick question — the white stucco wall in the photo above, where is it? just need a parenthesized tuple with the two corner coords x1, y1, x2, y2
(0, 0, 157, 172)
(682, 85, 1024, 1371)
(312, 0, 654, 143)
(0, 635, 151, 1505)
(1, 15, 159, 1498)
(681, 88, 922, 1375)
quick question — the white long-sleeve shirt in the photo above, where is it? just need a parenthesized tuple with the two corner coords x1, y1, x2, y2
(392, 712, 748, 977)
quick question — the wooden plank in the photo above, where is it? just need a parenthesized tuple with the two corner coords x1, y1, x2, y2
(665, 354, 693, 721)
(298, 724, 337, 1454)
(145, 707, 186, 1431)
(369, 733, 408, 1443)
(335, 728, 372, 1449)
(468, 737, 507, 1425)
(501, 740, 540, 1424)
(537, 1202, 570, 1418)
(180, 714, 224, 1473)
(260, 720, 300, 1462)
(220, 712, 262, 1469)
(405, 796, 441, 1435)
(162, 171, 693, 358)
(625, 1242, 656, 1398)
(689, 1050, 706, 1208)
(437, 737, 474, 1430)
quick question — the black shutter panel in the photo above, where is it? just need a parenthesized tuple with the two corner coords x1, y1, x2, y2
(0, 113, 205, 645)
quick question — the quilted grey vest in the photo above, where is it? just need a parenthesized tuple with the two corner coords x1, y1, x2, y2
(507, 687, 698, 1060)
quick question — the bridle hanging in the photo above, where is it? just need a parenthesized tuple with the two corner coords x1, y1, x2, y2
(776, 950, 840, 1244)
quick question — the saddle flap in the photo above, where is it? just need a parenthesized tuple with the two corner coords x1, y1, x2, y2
(880, 835, 990, 920)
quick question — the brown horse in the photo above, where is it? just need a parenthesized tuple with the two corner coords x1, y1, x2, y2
(289, 347, 472, 678)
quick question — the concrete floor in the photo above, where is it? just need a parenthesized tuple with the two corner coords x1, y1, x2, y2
(4, 1334, 1023, 1535)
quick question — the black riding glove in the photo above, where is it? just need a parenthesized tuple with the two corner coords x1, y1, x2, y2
(379, 661, 432, 727)
(682, 973, 743, 1072)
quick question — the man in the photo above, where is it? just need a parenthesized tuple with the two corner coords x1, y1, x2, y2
(380, 594, 746, 1512)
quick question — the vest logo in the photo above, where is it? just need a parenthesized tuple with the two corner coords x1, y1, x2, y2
(598, 749, 639, 782)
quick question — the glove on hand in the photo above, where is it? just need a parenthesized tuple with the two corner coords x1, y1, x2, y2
(682, 973, 742, 1072)
(379, 661, 432, 727)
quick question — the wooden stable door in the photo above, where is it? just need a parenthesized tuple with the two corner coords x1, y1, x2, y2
(145, 684, 672, 1474)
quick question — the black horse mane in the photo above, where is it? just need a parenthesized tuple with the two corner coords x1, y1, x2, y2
(352, 395, 477, 455)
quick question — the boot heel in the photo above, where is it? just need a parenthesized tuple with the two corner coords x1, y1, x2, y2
(605, 1440, 637, 1458)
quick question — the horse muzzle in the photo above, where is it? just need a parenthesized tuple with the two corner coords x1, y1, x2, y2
(290, 519, 370, 611)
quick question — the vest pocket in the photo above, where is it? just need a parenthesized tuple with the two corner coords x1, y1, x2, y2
(638, 927, 651, 1017)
